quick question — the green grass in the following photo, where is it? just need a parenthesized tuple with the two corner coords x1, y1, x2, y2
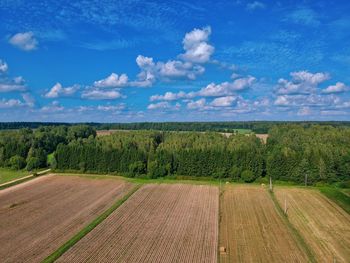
(319, 187, 350, 214)
(42, 184, 141, 263)
(268, 190, 316, 263)
(0, 168, 29, 184)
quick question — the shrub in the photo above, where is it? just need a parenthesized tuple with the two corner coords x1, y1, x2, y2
(128, 161, 146, 177)
(9, 155, 26, 170)
(241, 170, 255, 183)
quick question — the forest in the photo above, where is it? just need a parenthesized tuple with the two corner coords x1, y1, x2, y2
(1, 121, 350, 134)
(0, 123, 349, 185)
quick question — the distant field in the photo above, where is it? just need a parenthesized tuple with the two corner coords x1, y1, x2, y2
(219, 185, 308, 262)
(275, 188, 350, 263)
(0, 175, 133, 263)
(96, 129, 252, 137)
(57, 184, 219, 263)
(0, 168, 29, 184)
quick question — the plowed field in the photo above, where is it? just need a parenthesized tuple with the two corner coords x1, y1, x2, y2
(57, 184, 219, 263)
(0, 175, 133, 263)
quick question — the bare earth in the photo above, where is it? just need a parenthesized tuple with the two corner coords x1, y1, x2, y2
(57, 184, 219, 263)
(275, 188, 350, 263)
(219, 185, 308, 263)
(0, 175, 133, 263)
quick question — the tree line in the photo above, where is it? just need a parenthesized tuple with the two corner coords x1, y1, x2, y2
(2, 121, 350, 134)
(0, 125, 96, 171)
(1, 124, 349, 185)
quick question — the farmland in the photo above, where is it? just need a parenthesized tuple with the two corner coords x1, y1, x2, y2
(219, 185, 309, 262)
(0, 175, 133, 263)
(57, 184, 219, 263)
(275, 188, 350, 263)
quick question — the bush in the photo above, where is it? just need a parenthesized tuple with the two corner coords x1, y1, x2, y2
(128, 161, 146, 177)
(26, 157, 40, 171)
(241, 170, 255, 183)
(9, 155, 26, 170)
(230, 166, 241, 181)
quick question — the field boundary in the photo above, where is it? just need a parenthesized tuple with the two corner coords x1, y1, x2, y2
(268, 189, 317, 263)
(319, 187, 350, 214)
(42, 184, 141, 263)
(0, 169, 51, 190)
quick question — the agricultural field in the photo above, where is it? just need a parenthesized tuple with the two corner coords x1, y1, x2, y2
(0, 175, 133, 263)
(275, 188, 350, 263)
(0, 168, 29, 184)
(219, 185, 309, 262)
(57, 184, 219, 263)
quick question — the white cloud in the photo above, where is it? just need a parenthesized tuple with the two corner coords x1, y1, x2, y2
(197, 76, 256, 97)
(274, 94, 340, 107)
(97, 104, 126, 111)
(81, 89, 124, 100)
(40, 101, 64, 112)
(276, 71, 330, 95)
(246, 1, 265, 10)
(187, 98, 207, 110)
(94, 73, 129, 88)
(322, 82, 347, 94)
(0, 60, 8, 73)
(44, 82, 79, 98)
(22, 93, 35, 107)
(0, 98, 24, 109)
(297, 107, 312, 116)
(150, 91, 195, 101)
(0, 82, 26, 92)
(9, 32, 38, 51)
(179, 26, 214, 63)
(210, 96, 237, 107)
(133, 55, 204, 86)
(147, 101, 180, 110)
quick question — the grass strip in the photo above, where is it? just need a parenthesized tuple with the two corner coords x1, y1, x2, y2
(42, 184, 141, 263)
(0, 176, 35, 190)
(319, 187, 350, 214)
(268, 190, 316, 263)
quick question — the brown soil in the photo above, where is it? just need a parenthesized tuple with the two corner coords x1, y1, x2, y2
(0, 175, 133, 263)
(219, 185, 308, 262)
(57, 184, 219, 263)
(275, 188, 350, 263)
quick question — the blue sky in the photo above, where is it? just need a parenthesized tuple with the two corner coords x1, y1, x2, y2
(0, 0, 350, 122)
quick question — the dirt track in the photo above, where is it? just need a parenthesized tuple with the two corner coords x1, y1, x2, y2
(219, 185, 308, 262)
(275, 188, 350, 263)
(0, 175, 133, 263)
(57, 184, 219, 263)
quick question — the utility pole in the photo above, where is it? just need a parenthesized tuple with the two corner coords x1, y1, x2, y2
(305, 173, 308, 187)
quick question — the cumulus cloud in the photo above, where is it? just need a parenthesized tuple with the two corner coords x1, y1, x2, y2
(0, 98, 24, 108)
(94, 73, 129, 88)
(147, 101, 180, 110)
(187, 98, 207, 110)
(198, 76, 256, 97)
(40, 101, 64, 112)
(246, 1, 265, 10)
(276, 71, 330, 95)
(322, 82, 348, 94)
(44, 83, 79, 98)
(274, 94, 340, 107)
(0, 60, 8, 73)
(133, 55, 205, 86)
(22, 93, 35, 107)
(97, 104, 126, 111)
(81, 89, 124, 100)
(150, 91, 191, 102)
(210, 96, 237, 107)
(179, 26, 214, 63)
(9, 32, 38, 51)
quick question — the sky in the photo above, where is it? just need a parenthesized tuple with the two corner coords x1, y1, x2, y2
(0, 0, 350, 122)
